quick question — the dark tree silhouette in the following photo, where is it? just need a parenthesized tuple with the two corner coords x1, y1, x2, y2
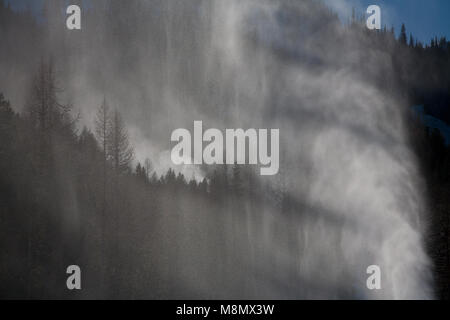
(399, 23, 408, 45)
(107, 109, 134, 174)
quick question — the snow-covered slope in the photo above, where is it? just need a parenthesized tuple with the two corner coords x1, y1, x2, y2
(412, 105, 450, 145)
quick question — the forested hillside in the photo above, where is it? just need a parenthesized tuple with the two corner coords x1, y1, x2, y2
(0, 0, 449, 299)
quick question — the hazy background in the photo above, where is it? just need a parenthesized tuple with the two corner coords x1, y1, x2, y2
(1, 0, 446, 299)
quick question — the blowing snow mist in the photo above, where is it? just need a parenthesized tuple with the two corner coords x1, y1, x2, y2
(0, 0, 436, 299)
